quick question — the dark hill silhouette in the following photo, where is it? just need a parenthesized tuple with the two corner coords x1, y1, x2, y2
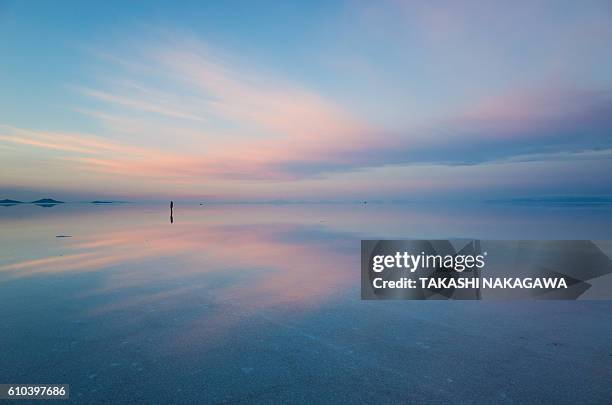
(31, 198, 64, 204)
(0, 199, 23, 204)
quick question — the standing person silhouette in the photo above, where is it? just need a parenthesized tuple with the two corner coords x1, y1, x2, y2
(170, 201, 174, 224)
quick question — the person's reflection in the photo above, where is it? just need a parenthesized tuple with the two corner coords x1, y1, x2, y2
(170, 201, 174, 224)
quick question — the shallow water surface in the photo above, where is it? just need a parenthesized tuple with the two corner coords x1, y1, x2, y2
(1, 203, 611, 403)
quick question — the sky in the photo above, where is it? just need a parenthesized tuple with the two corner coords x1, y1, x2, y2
(1, 0, 612, 202)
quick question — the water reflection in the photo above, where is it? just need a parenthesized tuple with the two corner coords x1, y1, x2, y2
(0, 203, 611, 402)
(2, 203, 612, 302)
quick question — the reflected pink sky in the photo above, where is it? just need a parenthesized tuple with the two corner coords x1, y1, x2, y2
(1, 202, 612, 389)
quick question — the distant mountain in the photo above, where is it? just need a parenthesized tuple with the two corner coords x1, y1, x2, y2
(31, 198, 64, 204)
(487, 196, 612, 207)
(0, 199, 23, 204)
(90, 200, 128, 204)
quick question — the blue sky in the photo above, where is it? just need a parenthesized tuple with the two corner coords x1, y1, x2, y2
(1, 0, 612, 201)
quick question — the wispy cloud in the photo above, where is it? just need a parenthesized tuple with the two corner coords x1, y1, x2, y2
(72, 36, 612, 179)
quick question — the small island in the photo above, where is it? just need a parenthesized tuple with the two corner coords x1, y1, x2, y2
(31, 198, 65, 204)
(1, 198, 66, 207)
(90, 200, 128, 204)
(0, 199, 24, 204)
